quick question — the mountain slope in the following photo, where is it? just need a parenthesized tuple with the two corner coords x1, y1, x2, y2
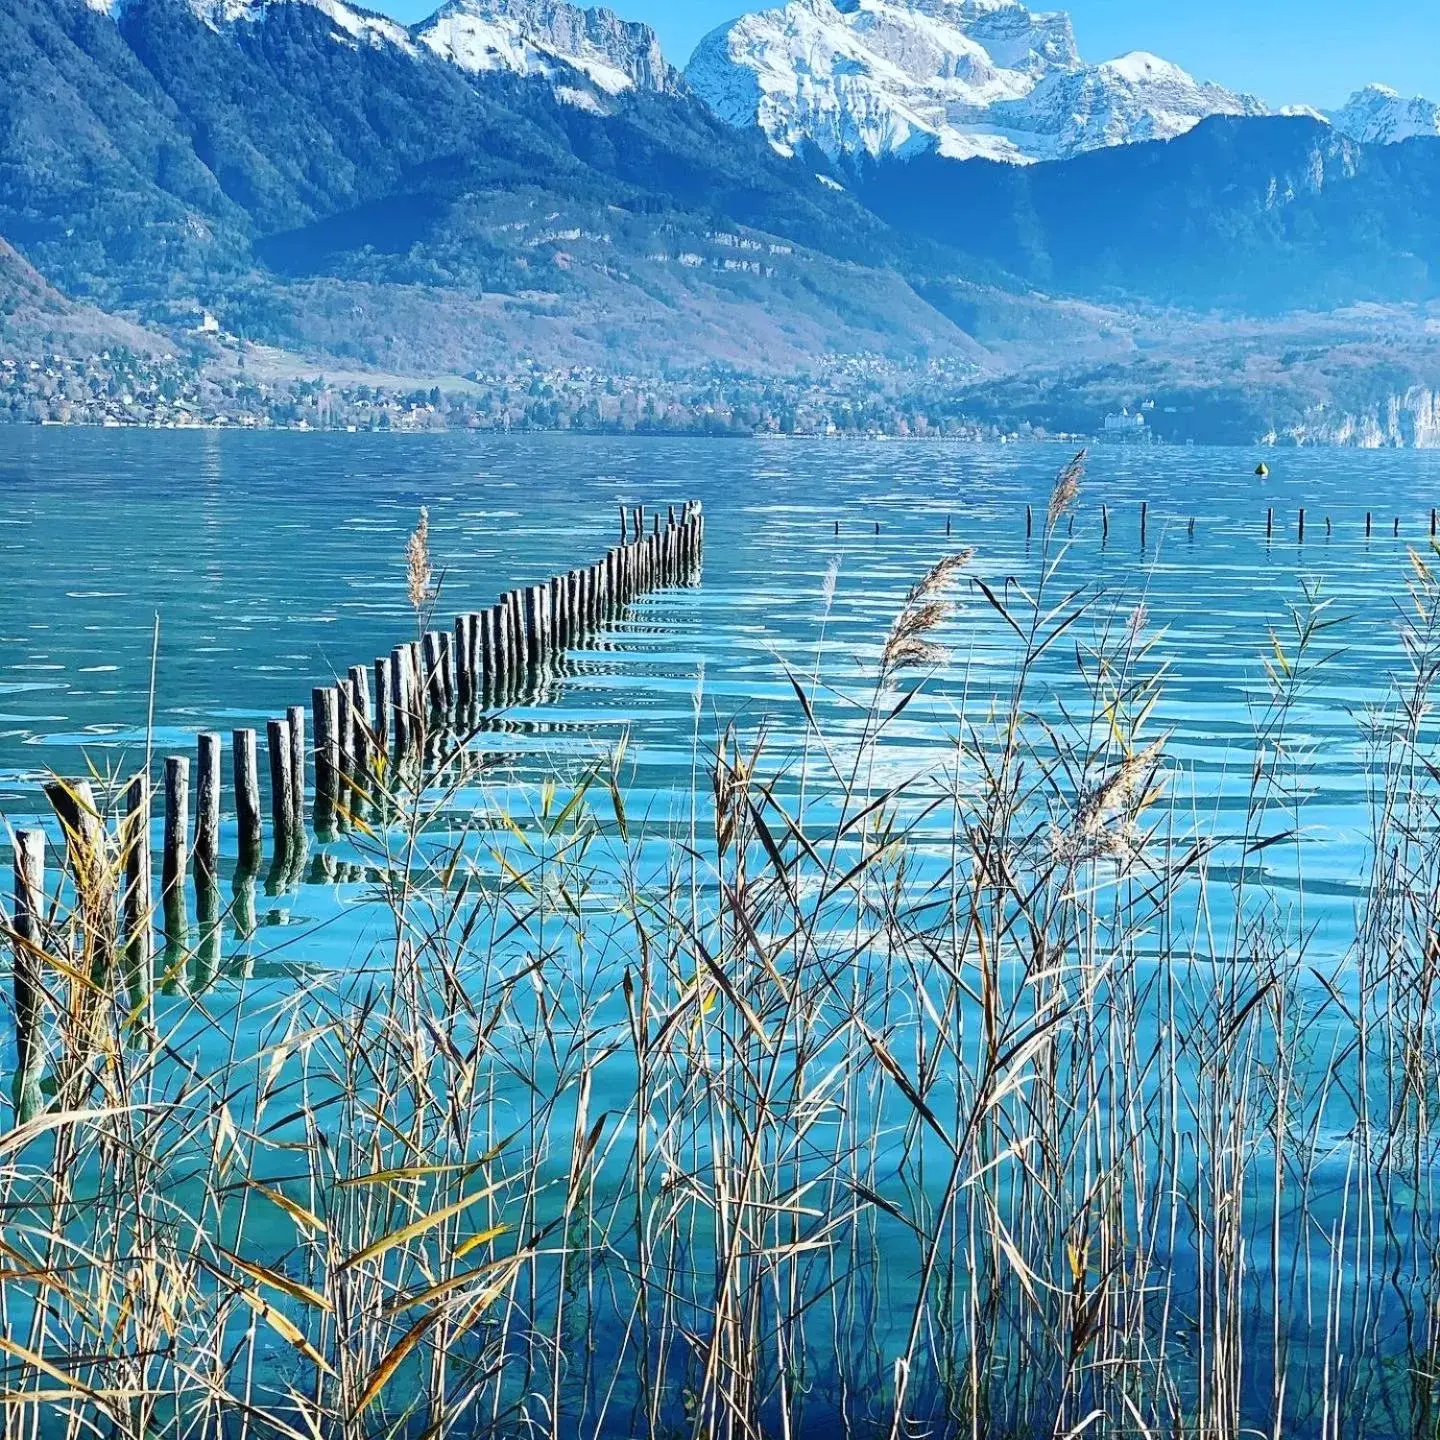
(0, 0, 1017, 371)
(859, 115, 1440, 312)
(684, 0, 1266, 164)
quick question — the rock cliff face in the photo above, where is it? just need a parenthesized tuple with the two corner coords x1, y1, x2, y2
(415, 0, 678, 95)
(1278, 389, 1440, 447)
(684, 0, 1265, 163)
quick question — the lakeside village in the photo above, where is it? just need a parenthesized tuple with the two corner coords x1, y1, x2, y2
(0, 348, 1129, 443)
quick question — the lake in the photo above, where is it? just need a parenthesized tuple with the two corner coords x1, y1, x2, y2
(3, 428, 1440, 1438)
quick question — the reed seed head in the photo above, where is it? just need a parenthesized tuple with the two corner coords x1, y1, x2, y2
(406, 507, 434, 614)
(1048, 450, 1087, 528)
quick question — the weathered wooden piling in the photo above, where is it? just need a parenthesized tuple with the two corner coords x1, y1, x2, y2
(1299, 508, 1306, 543)
(233, 729, 262, 864)
(374, 656, 392, 751)
(162, 755, 190, 944)
(1102, 505, 1109, 540)
(439, 630, 456, 710)
(121, 775, 153, 995)
(389, 646, 411, 752)
(1140, 502, 1148, 546)
(1366, 512, 1373, 538)
(1395, 517, 1401, 537)
(1026, 505, 1033, 539)
(421, 632, 443, 714)
(313, 686, 340, 825)
(286, 705, 307, 837)
(266, 720, 296, 860)
(349, 664, 372, 734)
(1432, 507, 1437, 539)
(11, 829, 46, 1123)
(194, 733, 222, 885)
(336, 681, 356, 789)
(525, 586, 545, 667)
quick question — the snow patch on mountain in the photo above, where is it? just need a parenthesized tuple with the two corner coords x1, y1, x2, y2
(1331, 85, 1440, 145)
(416, 0, 677, 95)
(685, 0, 1266, 165)
(84, 0, 416, 50)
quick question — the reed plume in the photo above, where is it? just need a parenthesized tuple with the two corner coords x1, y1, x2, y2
(406, 505, 434, 615)
(1048, 449, 1086, 527)
(881, 548, 973, 677)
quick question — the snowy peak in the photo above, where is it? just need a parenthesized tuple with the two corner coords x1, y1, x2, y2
(415, 0, 677, 95)
(684, 0, 1265, 165)
(1330, 85, 1440, 145)
(109, 0, 418, 50)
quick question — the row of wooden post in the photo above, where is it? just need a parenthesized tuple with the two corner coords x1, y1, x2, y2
(1017, 503, 1440, 544)
(8, 502, 704, 1118)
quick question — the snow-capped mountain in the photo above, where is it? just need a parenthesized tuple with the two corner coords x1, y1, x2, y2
(84, 0, 417, 48)
(415, 0, 677, 95)
(85, 0, 676, 96)
(1330, 85, 1440, 145)
(684, 0, 1267, 165)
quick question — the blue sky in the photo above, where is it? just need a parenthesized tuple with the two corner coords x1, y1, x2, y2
(371, 0, 1440, 109)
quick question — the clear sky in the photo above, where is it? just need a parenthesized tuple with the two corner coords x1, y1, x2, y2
(371, 0, 1440, 110)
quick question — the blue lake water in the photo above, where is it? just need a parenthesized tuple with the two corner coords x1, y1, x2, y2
(4, 429, 1440, 1434)
(1, 429, 1438, 961)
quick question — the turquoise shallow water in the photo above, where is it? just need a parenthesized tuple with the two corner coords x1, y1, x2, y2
(4, 430, 1440, 1432)
(1, 429, 1438, 964)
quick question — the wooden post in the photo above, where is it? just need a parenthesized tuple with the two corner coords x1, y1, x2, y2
(1140, 501, 1148, 545)
(1396, 517, 1401, 537)
(286, 704, 306, 838)
(267, 720, 295, 862)
(349, 664, 372, 733)
(421, 632, 442, 713)
(11, 830, 46, 1123)
(1298, 508, 1306, 543)
(374, 656, 392, 751)
(1026, 505, 1033, 539)
(632, 506, 643, 542)
(389, 646, 411, 752)
(619, 502, 628, 541)
(550, 576, 566, 650)
(194, 733, 221, 886)
(525, 587, 544, 667)
(1366, 512, 1372, 538)
(337, 680, 356, 790)
(313, 687, 340, 829)
(233, 729, 262, 865)
(1267, 507, 1274, 539)
(1432, 507, 1437, 539)
(481, 605, 499, 698)
(439, 629, 457, 710)
(121, 775, 153, 1002)
(162, 755, 190, 948)
(1102, 505, 1109, 540)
